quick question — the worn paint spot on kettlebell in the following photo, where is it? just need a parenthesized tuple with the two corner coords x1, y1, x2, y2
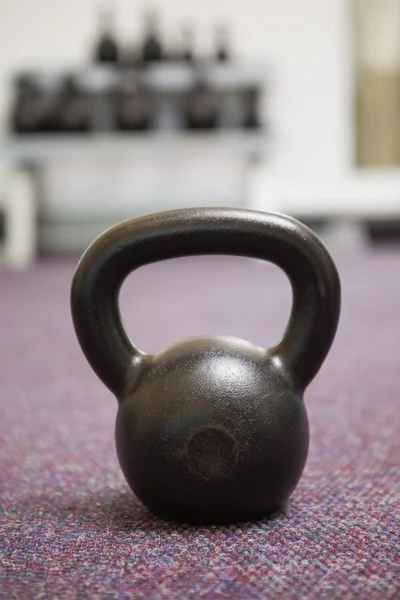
(185, 424, 239, 480)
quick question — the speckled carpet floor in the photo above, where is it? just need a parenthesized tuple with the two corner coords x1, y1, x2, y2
(1, 249, 399, 599)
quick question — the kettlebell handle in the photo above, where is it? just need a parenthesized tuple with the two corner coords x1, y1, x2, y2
(71, 208, 341, 397)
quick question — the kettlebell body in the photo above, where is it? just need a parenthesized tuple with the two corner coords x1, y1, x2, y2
(71, 208, 341, 525)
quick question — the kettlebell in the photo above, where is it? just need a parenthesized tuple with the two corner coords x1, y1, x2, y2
(70, 208, 341, 525)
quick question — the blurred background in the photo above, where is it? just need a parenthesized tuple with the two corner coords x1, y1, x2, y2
(0, 0, 400, 266)
(2, 5, 399, 595)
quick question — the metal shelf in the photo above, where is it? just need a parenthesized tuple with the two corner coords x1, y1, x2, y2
(4, 131, 269, 164)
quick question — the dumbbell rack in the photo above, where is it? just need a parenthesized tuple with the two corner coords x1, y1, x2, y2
(3, 60, 269, 254)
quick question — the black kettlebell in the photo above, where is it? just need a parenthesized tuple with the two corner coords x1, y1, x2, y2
(70, 208, 341, 525)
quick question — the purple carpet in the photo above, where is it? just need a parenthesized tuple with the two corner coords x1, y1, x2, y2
(1, 248, 399, 599)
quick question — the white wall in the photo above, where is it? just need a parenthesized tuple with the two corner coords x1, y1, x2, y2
(2, 0, 383, 225)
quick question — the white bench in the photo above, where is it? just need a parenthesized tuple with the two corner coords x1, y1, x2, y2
(251, 172, 400, 218)
(249, 171, 400, 250)
(0, 164, 36, 269)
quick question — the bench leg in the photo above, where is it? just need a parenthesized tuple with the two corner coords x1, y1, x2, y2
(2, 169, 36, 269)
